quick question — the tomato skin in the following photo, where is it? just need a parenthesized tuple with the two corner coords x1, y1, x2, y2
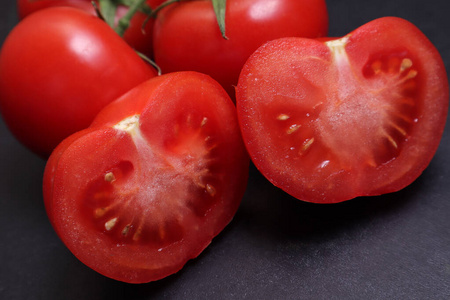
(16, 0, 163, 58)
(236, 17, 449, 203)
(43, 72, 249, 283)
(0, 7, 156, 157)
(153, 0, 328, 98)
(17, 0, 96, 18)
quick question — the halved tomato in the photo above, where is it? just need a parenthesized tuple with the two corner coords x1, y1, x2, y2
(43, 72, 249, 283)
(236, 17, 448, 203)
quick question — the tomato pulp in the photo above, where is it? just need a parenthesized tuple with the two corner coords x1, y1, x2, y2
(43, 72, 249, 283)
(237, 17, 449, 203)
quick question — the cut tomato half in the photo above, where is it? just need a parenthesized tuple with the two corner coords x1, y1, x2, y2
(237, 17, 448, 203)
(43, 72, 249, 283)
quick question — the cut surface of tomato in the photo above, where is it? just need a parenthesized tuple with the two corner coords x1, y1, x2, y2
(237, 17, 448, 203)
(43, 72, 249, 283)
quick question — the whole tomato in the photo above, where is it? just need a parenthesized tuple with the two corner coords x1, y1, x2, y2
(153, 0, 329, 98)
(0, 7, 156, 157)
(16, 0, 165, 58)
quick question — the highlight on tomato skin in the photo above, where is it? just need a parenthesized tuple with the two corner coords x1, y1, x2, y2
(16, 0, 165, 58)
(236, 16, 449, 204)
(153, 0, 329, 99)
(0, 7, 156, 157)
(43, 71, 249, 283)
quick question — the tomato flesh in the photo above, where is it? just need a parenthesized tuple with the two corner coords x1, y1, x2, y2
(44, 72, 249, 283)
(236, 17, 448, 203)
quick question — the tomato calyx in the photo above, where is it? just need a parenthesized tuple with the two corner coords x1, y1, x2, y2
(211, 0, 228, 39)
(150, 0, 228, 39)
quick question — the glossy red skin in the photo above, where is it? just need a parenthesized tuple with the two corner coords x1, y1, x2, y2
(0, 7, 156, 157)
(16, 0, 164, 57)
(43, 72, 249, 283)
(236, 17, 449, 203)
(153, 0, 328, 98)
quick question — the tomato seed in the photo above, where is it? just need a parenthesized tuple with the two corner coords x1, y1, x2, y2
(277, 114, 290, 121)
(105, 218, 118, 231)
(95, 207, 107, 218)
(400, 58, 413, 71)
(122, 225, 131, 236)
(105, 172, 116, 182)
(286, 124, 301, 134)
(201, 117, 208, 127)
(299, 138, 315, 155)
(383, 132, 398, 149)
(389, 121, 407, 136)
(206, 184, 216, 197)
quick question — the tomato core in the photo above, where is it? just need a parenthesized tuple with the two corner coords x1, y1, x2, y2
(80, 111, 224, 248)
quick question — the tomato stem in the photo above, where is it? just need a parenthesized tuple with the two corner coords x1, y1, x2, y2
(115, 0, 149, 37)
(98, 0, 118, 28)
(91, 1, 106, 21)
(136, 51, 162, 76)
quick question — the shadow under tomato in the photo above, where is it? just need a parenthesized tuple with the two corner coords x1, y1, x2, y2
(234, 161, 430, 243)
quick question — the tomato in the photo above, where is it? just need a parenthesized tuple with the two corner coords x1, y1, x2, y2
(153, 0, 328, 98)
(16, 0, 164, 58)
(17, 0, 96, 18)
(236, 17, 449, 203)
(0, 7, 156, 157)
(43, 72, 249, 283)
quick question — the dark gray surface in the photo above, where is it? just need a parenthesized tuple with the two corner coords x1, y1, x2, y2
(1, 0, 449, 299)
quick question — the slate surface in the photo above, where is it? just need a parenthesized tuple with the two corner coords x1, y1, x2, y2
(1, 0, 449, 299)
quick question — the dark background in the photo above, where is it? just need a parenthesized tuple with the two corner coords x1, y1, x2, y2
(1, 0, 449, 299)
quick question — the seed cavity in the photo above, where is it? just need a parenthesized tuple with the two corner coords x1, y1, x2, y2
(159, 226, 166, 240)
(287, 124, 301, 134)
(371, 60, 382, 74)
(105, 218, 118, 231)
(104, 172, 116, 183)
(401, 97, 416, 106)
(133, 224, 143, 241)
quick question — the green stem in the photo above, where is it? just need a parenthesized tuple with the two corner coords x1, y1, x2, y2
(115, 0, 148, 37)
(136, 51, 162, 76)
(212, 0, 228, 40)
(98, 0, 117, 28)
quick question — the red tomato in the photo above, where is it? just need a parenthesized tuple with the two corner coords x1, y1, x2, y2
(153, 0, 328, 98)
(16, 0, 163, 57)
(17, 0, 96, 18)
(43, 72, 249, 283)
(0, 7, 156, 157)
(236, 17, 449, 203)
